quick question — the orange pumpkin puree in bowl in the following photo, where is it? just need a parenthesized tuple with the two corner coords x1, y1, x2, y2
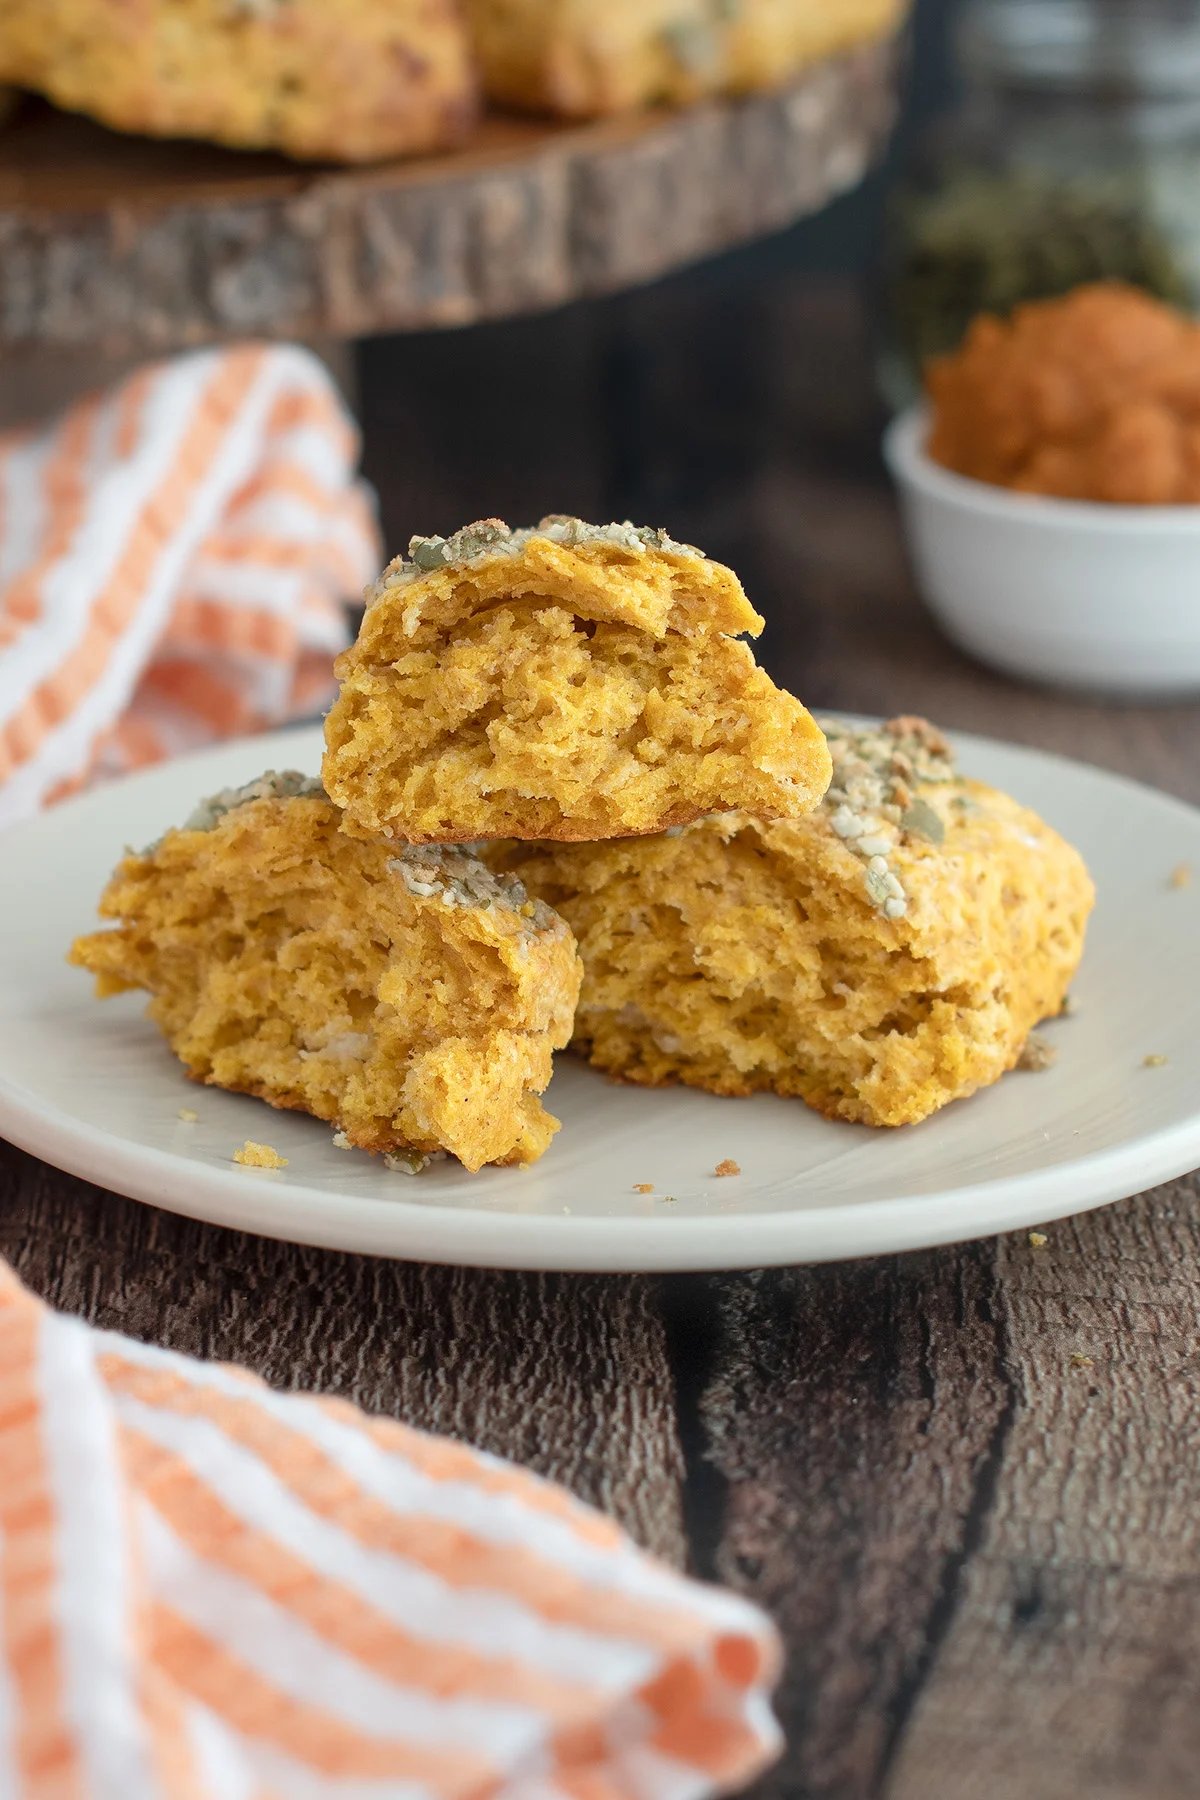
(926, 281, 1200, 505)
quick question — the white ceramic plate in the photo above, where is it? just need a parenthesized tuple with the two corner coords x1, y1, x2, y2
(1, 724, 1197, 1271)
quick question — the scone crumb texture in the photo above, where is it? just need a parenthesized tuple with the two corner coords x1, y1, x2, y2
(325, 513, 830, 844)
(70, 784, 581, 1172)
(233, 1141, 288, 1169)
(1017, 1034, 1057, 1072)
(486, 723, 1093, 1129)
(715, 1158, 741, 1176)
(177, 1108, 198, 1123)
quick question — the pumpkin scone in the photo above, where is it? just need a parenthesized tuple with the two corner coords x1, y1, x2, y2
(486, 717, 1094, 1128)
(68, 773, 581, 1172)
(463, 0, 907, 117)
(724, 0, 909, 94)
(0, 0, 477, 163)
(323, 516, 832, 845)
(463, 0, 725, 117)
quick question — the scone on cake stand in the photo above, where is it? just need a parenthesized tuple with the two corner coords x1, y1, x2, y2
(0, 18, 904, 367)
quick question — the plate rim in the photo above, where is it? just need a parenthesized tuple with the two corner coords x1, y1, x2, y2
(2, 1076, 1200, 1270)
(3, 720, 1198, 1272)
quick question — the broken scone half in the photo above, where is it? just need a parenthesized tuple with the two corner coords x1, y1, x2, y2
(323, 516, 832, 844)
(68, 772, 582, 1172)
(487, 717, 1094, 1128)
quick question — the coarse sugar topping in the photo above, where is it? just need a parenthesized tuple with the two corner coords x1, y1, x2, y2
(817, 716, 958, 921)
(375, 515, 705, 591)
(141, 771, 326, 851)
(388, 842, 559, 930)
(181, 770, 326, 834)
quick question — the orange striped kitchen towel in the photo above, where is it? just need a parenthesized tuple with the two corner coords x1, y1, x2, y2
(0, 1259, 783, 1800)
(0, 343, 380, 830)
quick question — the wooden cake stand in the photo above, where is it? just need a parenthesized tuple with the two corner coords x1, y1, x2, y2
(0, 35, 900, 361)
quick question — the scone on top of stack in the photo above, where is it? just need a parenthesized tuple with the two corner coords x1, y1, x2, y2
(0, 0, 478, 163)
(463, 0, 908, 119)
(486, 716, 1094, 1127)
(323, 515, 832, 845)
(69, 773, 581, 1171)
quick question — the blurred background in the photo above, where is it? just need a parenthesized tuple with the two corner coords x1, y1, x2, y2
(346, 0, 1200, 726)
(12, 0, 1200, 766)
(359, 0, 966, 658)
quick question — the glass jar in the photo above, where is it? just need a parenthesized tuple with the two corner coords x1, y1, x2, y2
(882, 0, 1200, 402)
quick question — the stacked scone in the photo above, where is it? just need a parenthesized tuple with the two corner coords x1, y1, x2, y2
(70, 771, 582, 1172)
(71, 516, 1093, 1173)
(489, 713, 1094, 1128)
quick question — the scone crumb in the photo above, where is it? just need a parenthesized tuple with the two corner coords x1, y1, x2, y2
(1170, 863, 1193, 889)
(1058, 992, 1077, 1018)
(384, 1149, 448, 1175)
(385, 1150, 427, 1175)
(714, 1158, 741, 1177)
(662, 1195, 678, 1204)
(1028, 1231, 1048, 1249)
(1144, 1053, 1168, 1068)
(177, 1108, 198, 1123)
(332, 1130, 352, 1150)
(1017, 1033, 1057, 1072)
(633, 1183, 654, 1193)
(233, 1141, 288, 1169)
(1070, 1352, 1094, 1369)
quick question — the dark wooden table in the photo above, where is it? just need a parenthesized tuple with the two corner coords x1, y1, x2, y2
(5, 289, 1200, 1799)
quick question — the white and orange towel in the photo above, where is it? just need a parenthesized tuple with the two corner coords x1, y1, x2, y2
(0, 344, 380, 828)
(0, 1260, 783, 1800)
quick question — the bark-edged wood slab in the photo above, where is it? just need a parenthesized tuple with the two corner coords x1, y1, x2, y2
(0, 37, 899, 357)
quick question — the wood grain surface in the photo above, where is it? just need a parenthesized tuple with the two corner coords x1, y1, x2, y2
(887, 1184, 1200, 1800)
(4, 276, 1200, 1798)
(0, 1148, 687, 1566)
(0, 36, 897, 355)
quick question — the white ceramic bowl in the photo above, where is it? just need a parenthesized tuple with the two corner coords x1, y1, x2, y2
(884, 406, 1200, 696)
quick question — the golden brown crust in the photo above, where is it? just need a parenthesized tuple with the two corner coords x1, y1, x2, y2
(463, 0, 724, 116)
(464, 0, 909, 118)
(358, 525, 763, 643)
(69, 784, 581, 1170)
(723, 0, 908, 93)
(486, 731, 1094, 1128)
(323, 518, 831, 845)
(0, 0, 478, 162)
